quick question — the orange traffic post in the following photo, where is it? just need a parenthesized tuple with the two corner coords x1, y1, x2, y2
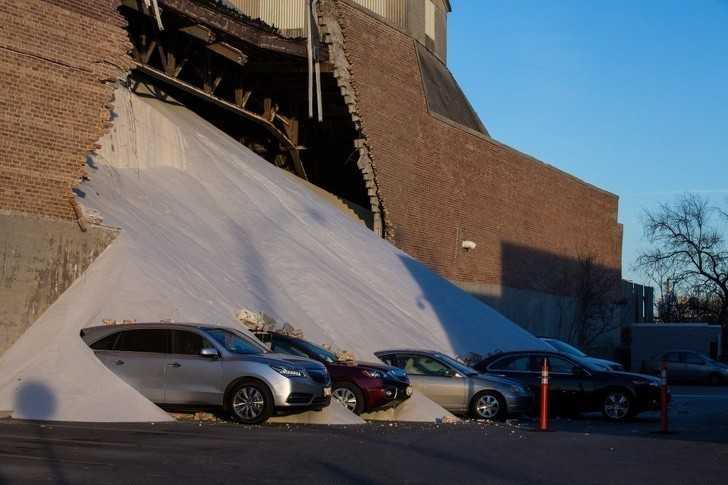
(539, 358, 550, 431)
(660, 360, 669, 433)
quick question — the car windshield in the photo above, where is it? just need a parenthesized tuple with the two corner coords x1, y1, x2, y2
(435, 353, 478, 376)
(204, 328, 267, 355)
(571, 355, 606, 373)
(291, 338, 338, 363)
(544, 339, 587, 357)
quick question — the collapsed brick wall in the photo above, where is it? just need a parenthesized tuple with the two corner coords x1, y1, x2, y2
(334, 0, 623, 296)
(0, 0, 133, 220)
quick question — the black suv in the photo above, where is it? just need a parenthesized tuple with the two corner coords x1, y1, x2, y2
(475, 351, 664, 421)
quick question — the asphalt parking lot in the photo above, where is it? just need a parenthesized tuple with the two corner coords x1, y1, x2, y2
(0, 385, 726, 485)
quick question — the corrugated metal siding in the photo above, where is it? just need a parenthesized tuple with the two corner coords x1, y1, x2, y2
(353, 0, 406, 29)
(435, 4, 447, 61)
(224, 1, 441, 47)
(260, 0, 305, 30)
(226, 0, 260, 19)
(225, 0, 306, 38)
(425, 0, 436, 40)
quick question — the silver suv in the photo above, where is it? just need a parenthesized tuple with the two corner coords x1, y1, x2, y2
(81, 323, 331, 424)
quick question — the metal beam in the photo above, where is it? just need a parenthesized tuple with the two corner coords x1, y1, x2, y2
(134, 62, 307, 180)
(179, 24, 215, 43)
(158, 0, 315, 59)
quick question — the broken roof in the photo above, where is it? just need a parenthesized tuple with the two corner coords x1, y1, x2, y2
(416, 43, 489, 136)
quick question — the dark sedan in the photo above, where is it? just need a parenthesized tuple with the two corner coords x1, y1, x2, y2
(474, 351, 664, 421)
(255, 332, 412, 415)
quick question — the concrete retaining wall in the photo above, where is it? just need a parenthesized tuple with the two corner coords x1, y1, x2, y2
(0, 212, 117, 355)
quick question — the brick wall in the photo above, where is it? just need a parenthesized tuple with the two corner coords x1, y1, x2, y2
(335, 0, 623, 296)
(0, 0, 132, 220)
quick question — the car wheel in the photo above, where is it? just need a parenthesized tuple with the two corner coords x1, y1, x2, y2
(226, 379, 274, 425)
(470, 391, 507, 421)
(332, 383, 365, 415)
(708, 373, 722, 386)
(601, 389, 632, 422)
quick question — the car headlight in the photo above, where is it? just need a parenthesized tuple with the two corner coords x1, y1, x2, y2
(362, 369, 385, 378)
(270, 365, 307, 378)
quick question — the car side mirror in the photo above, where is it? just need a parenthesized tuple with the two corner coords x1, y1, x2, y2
(200, 348, 220, 358)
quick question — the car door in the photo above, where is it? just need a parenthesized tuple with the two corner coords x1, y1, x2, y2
(663, 352, 686, 380)
(545, 354, 591, 413)
(683, 352, 709, 382)
(398, 354, 467, 411)
(163, 329, 224, 405)
(94, 328, 170, 402)
(486, 353, 540, 393)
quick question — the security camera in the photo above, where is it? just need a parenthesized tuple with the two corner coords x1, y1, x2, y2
(461, 240, 477, 251)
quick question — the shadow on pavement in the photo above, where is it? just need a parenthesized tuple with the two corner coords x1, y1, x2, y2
(517, 397, 728, 445)
(15, 382, 69, 484)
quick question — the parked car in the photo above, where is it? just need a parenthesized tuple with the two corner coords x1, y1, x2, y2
(644, 350, 728, 385)
(474, 351, 664, 421)
(540, 337, 624, 371)
(254, 332, 412, 415)
(375, 350, 532, 420)
(81, 323, 331, 424)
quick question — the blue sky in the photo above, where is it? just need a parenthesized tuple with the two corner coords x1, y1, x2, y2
(447, 0, 728, 283)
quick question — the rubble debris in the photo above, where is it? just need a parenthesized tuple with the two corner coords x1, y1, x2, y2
(321, 344, 356, 363)
(170, 411, 221, 422)
(236, 308, 278, 332)
(77, 201, 105, 225)
(238, 308, 356, 361)
(458, 352, 484, 367)
(101, 319, 138, 326)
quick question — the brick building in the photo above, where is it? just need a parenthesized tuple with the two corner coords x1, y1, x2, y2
(0, 0, 623, 355)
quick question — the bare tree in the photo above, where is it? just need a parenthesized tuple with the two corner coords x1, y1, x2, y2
(567, 254, 623, 349)
(636, 194, 728, 353)
(550, 253, 623, 350)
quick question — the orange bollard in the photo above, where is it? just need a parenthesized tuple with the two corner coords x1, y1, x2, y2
(539, 358, 550, 431)
(660, 360, 669, 433)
